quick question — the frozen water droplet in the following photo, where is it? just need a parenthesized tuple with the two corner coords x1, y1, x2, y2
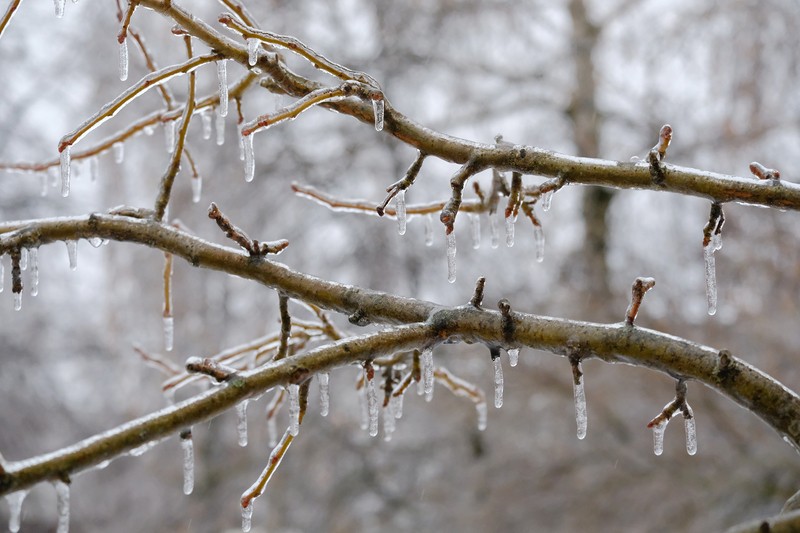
(243, 133, 255, 183)
(113, 142, 124, 164)
(241, 502, 253, 533)
(318, 372, 329, 417)
(54, 480, 70, 533)
(573, 376, 587, 440)
(493, 357, 504, 408)
(40, 173, 48, 197)
(215, 110, 226, 146)
(629, 155, 640, 163)
(236, 400, 249, 447)
(396, 189, 407, 235)
(490, 213, 499, 249)
(424, 214, 433, 247)
(181, 433, 194, 495)
(534, 225, 545, 263)
(247, 38, 259, 66)
(476, 401, 487, 431)
(366, 369, 379, 437)
(653, 421, 666, 456)
(446, 231, 456, 283)
(29, 248, 39, 297)
(505, 215, 515, 247)
(508, 348, 519, 367)
(54, 0, 65, 18)
(163, 316, 174, 352)
(703, 244, 717, 315)
(372, 98, 384, 131)
(288, 384, 300, 436)
(19, 248, 27, 271)
(89, 156, 98, 182)
(165, 120, 176, 154)
(469, 213, 480, 249)
(13, 292, 22, 311)
(119, 39, 129, 81)
(6, 490, 28, 533)
(541, 189, 553, 212)
(201, 109, 212, 140)
(66, 240, 77, 270)
(421, 348, 434, 401)
(88, 238, 103, 248)
(217, 60, 228, 118)
(60, 145, 71, 198)
(191, 176, 202, 203)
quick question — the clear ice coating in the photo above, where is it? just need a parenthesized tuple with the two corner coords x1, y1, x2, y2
(30, 247, 39, 297)
(703, 244, 717, 315)
(534, 225, 545, 263)
(243, 133, 255, 183)
(508, 348, 519, 368)
(421, 348, 434, 400)
(241, 502, 253, 533)
(60, 145, 71, 198)
(215, 110, 226, 146)
(201, 109, 212, 140)
(54, 480, 70, 533)
(217, 60, 228, 118)
(113, 142, 124, 164)
(288, 384, 300, 436)
(685, 408, 697, 456)
(446, 231, 457, 283)
(236, 400, 249, 447)
(318, 372, 330, 417)
(191, 176, 202, 203)
(396, 189, 407, 235)
(541, 189, 553, 212)
(6, 490, 27, 533)
(358, 382, 369, 430)
(247, 38, 259, 66)
(505, 215, 515, 247)
(573, 376, 587, 440)
(469, 213, 480, 249)
(88, 238, 103, 248)
(119, 39, 129, 81)
(653, 421, 666, 456)
(14, 292, 22, 311)
(372, 98, 384, 132)
(54, 0, 65, 18)
(66, 240, 77, 270)
(366, 369, 379, 437)
(493, 357, 504, 408)
(165, 120, 176, 154)
(424, 214, 433, 247)
(181, 433, 194, 495)
(19, 248, 27, 271)
(490, 214, 499, 249)
(476, 401, 488, 431)
(163, 316, 174, 352)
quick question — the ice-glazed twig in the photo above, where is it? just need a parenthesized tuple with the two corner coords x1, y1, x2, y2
(749, 161, 781, 181)
(275, 293, 291, 361)
(185, 356, 238, 382)
(504, 172, 523, 247)
(625, 276, 656, 326)
(0, 0, 23, 41)
(470, 276, 486, 308)
(377, 151, 427, 216)
(240, 428, 295, 532)
(207, 202, 289, 256)
(434, 366, 488, 431)
(647, 124, 672, 184)
(646, 379, 697, 456)
(133, 345, 181, 376)
(440, 159, 480, 235)
(702, 203, 724, 315)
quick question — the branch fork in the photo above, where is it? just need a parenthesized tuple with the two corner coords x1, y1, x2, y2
(208, 202, 288, 256)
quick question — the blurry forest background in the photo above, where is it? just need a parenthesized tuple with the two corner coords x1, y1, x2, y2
(3, 0, 800, 531)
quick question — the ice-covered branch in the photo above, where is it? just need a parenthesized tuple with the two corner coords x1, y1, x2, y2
(207, 202, 289, 256)
(377, 151, 427, 216)
(0, 0, 22, 41)
(625, 276, 656, 326)
(646, 379, 697, 456)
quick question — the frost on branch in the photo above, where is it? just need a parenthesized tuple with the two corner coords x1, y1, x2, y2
(702, 203, 725, 316)
(647, 379, 698, 456)
(625, 276, 656, 326)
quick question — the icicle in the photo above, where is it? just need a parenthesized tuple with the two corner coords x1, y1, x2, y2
(236, 400, 249, 447)
(13, 292, 21, 311)
(493, 356, 504, 408)
(505, 215, 515, 247)
(288, 384, 300, 436)
(573, 375, 587, 440)
(703, 244, 717, 315)
(180, 432, 194, 495)
(421, 348, 434, 401)
(40, 173, 48, 197)
(217, 60, 228, 118)
(490, 213, 499, 248)
(60, 145, 71, 198)
(243, 133, 255, 183)
(201, 109, 212, 140)
(89, 156, 98, 182)
(6, 490, 27, 533)
(712, 231, 722, 252)
(366, 370, 379, 437)
(446, 231, 456, 283)
(66, 240, 77, 270)
(19, 248, 27, 271)
(191, 176, 202, 203)
(476, 401, 487, 431)
(241, 502, 253, 533)
(247, 38, 259, 66)
(238, 127, 246, 161)
(372, 98, 384, 132)
(469, 213, 480, 249)
(165, 120, 176, 154)
(267, 415, 278, 448)
(383, 402, 396, 442)
(541, 189, 553, 212)
(424, 214, 433, 246)
(163, 316, 174, 352)
(653, 421, 667, 456)
(215, 110, 225, 146)
(508, 348, 519, 368)
(54, 0, 65, 18)
(358, 383, 369, 430)
(534, 225, 545, 263)
(54, 480, 70, 533)
(119, 39, 129, 81)
(396, 189, 407, 235)
(112, 142, 124, 164)
(684, 405, 697, 455)
(30, 248, 39, 297)
(318, 372, 330, 417)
